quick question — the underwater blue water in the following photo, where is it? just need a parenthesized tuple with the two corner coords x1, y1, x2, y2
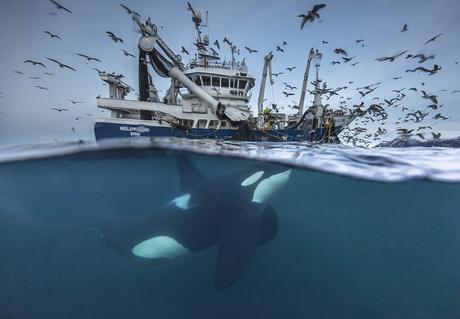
(1, 138, 460, 319)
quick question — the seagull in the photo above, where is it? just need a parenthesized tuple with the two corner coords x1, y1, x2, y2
(49, 0, 72, 14)
(406, 65, 441, 75)
(45, 72, 54, 76)
(432, 132, 441, 140)
(452, 90, 460, 94)
(333, 48, 348, 55)
(421, 90, 438, 104)
(375, 50, 408, 62)
(106, 31, 123, 43)
(245, 46, 258, 54)
(285, 66, 296, 71)
(412, 54, 435, 63)
(276, 46, 284, 53)
(342, 56, 355, 63)
(24, 60, 46, 68)
(223, 37, 233, 46)
(298, 4, 327, 29)
(272, 72, 283, 77)
(120, 4, 141, 18)
(35, 86, 49, 91)
(331, 61, 340, 65)
(181, 46, 189, 55)
(433, 113, 448, 120)
(14, 70, 24, 75)
(44, 31, 61, 40)
(46, 58, 77, 71)
(401, 24, 408, 32)
(322, 40, 328, 44)
(30, 76, 41, 80)
(122, 49, 135, 58)
(425, 33, 443, 45)
(67, 99, 83, 104)
(76, 53, 101, 62)
(51, 107, 69, 112)
(214, 40, 220, 49)
(282, 41, 288, 46)
(282, 91, 295, 97)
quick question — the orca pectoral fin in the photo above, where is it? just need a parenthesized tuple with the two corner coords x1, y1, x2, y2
(214, 207, 262, 291)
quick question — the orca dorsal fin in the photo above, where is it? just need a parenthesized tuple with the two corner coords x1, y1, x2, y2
(176, 155, 206, 191)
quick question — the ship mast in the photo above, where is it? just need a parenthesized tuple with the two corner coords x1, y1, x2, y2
(298, 48, 322, 116)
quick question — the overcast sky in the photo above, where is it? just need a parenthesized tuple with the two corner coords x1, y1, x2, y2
(0, 0, 459, 145)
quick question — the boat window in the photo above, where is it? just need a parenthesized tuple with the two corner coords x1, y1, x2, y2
(209, 120, 219, 128)
(197, 119, 207, 128)
(202, 76, 211, 86)
(230, 79, 237, 89)
(221, 121, 227, 127)
(194, 76, 202, 86)
(238, 91, 244, 96)
(230, 90, 237, 95)
(238, 80, 247, 90)
(221, 78, 229, 88)
(212, 77, 220, 87)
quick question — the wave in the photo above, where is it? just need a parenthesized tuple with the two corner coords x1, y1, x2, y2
(0, 137, 460, 183)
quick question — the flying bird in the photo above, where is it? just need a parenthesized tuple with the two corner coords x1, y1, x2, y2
(46, 58, 77, 71)
(245, 46, 258, 54)
(421, 90, 438, 104)
(214, 40, 220, 49)
(51, 107, 69, 112)
(342, 56, 355, 63)
(401, 24, 408, 32)
(30, 76, 41, 80)
(223, 37, 233, 46)
(67, 99, 83, 104)
(76, 53, 101, 62)
(333, 48, 348, 55)
(24, 60, 46, 68)
(14, 70, 24, 75)
(282, 91, 295, 97)
(432, 132, 441, 140)
(425, 33, 443, 44)
(122, 49, 136, 58)
(412, 53, 435, 63)
(276, 46, 284, 53)
(35, 86, 49, 91)
(44, 31, 61, 40)
(298, 4, 327, 30)
(375, 50, 408, 62)
(106, 31, 123, 43)
(285, 66, 296, 71)
(120, 4, 141, 18)
(181, 46, 189, 55)
(49, 0, 72, 14)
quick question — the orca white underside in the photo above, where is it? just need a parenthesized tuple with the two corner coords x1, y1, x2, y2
(132, 236, 190, 259)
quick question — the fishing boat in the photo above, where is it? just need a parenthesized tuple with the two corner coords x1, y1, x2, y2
(94, 3, 357, 142)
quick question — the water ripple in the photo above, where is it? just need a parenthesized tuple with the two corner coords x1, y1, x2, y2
(1, 138, 460, 183)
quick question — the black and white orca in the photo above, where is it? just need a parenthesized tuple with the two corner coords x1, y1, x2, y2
(97, 155, 291, 290)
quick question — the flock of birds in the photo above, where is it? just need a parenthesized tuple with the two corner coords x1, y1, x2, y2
(200, 3, 458, 146)
(1, 1, 459, 146)
(1, 0, 143, 134)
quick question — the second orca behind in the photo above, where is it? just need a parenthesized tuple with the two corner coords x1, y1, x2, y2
(97, 155, 291, 290)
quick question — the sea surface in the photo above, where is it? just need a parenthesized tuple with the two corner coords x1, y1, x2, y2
(1, 138, 460, 319)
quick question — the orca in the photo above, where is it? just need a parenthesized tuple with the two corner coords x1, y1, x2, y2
(97, 155, 291, 290)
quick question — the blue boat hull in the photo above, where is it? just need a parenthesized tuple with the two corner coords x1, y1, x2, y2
(94, 122, 343, 143)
